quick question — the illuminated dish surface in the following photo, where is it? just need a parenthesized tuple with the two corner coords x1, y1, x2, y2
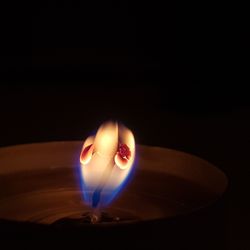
(0, 141, 227, 225)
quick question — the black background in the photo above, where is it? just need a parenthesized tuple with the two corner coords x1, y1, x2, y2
(0, 1, 249, 249)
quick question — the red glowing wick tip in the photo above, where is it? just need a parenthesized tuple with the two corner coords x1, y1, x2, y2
(118, 143, 131, 160)
(80, 144, 93, 162)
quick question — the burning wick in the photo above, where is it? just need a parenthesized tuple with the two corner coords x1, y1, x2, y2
(80, 121, 136, 223)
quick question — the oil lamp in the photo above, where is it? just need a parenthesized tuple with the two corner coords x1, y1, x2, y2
(0, 121, 227, 230)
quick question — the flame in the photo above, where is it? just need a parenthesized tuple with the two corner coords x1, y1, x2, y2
(80, 121, 136, 207)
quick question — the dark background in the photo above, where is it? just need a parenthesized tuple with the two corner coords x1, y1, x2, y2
(0, 1, 249, 249)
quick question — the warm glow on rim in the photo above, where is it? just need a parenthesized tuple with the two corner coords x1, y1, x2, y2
(79, 121, 136, 207)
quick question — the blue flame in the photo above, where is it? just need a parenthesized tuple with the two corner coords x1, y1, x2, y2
(78, 147, 138, 208)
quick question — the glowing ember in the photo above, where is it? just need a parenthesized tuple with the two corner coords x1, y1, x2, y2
(118, 143, 131, 160)
(80, 121, 136, 209)
(80, 144, 94, 165)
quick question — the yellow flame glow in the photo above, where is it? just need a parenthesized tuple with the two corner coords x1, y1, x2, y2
(80, 121, 135, 200)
